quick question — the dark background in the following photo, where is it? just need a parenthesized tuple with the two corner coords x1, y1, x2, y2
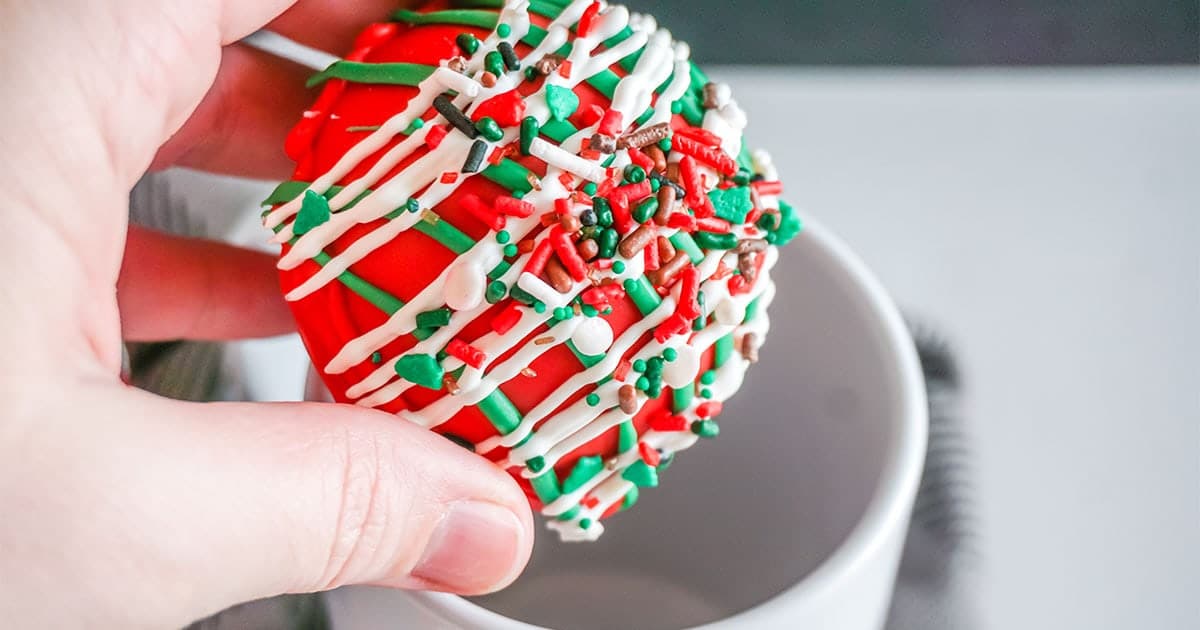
(633, 0, 1199, 64)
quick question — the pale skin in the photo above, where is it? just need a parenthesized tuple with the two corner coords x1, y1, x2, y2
(0, 1, 535, 627)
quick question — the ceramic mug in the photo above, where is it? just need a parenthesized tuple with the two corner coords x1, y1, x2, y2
(315, 219, 928, 630)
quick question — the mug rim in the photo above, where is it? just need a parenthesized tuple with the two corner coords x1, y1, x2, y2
(368, 218, 929, 629)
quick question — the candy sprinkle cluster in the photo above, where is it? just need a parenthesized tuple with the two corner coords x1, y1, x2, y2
(264, 0, 800, 541)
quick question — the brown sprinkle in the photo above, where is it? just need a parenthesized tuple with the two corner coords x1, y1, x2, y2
(447, 56, 468, 73)
(656, 235, 676, 262)
(517, 239, 536, 254)
(645, 144, 668, 173)
(738, 252, 758, 283)
(535, 53, 566, 75)
(534, 336, 556, 345)
(578, 238, 599, 261)
(665, 162, 681, 185)
(545, 256, 574, 293)
(618, 224, 656, 259)
(526, 173, 543, 191)
(702, 82, 721, 109)
(589, 134, 618, 154)
(741, 333, 760, 363)
(654, 185, 676, 225)
(559, 214, 582, 233)
(735, 238, 768, 254)
(480, 71, 498, 88)
(617, 122, 671, 150)
(618, 385, 638, 415)
(647, 252, 690, 286)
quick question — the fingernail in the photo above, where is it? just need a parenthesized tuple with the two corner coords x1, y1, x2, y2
(412, 501, 524, 593)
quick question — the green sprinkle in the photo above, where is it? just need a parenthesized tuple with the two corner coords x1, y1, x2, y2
(612, 260, 626, 274)
(394, 354, 443, 390)
(622, 460, 659, 488)
(370, 351, 383, 364)
(714, 333, 735, 368)
(693, 292, 707, 331)
(306, 61, 436, 88)
(486, 280, 507, 304)
(485, 50, 505, 77)
(733, 168, 752, 186)
(692, 419, 720, 438)
(635, 376, 650, 390)
(508, 285, 537, 305)
(456, 32, 481, 54)
(562, 456, 604, 494)
(293, 190, 331, 235)
(519, 116, 540, 156)
(394, 8, 499, 29)
(658, 137, 672, 152)
(482, 159, 535, 194)
(624, 164, 646, 183)
(416, 308, 452, 328)
(701, 370, 716, 385)
(504, 244, 519, 257)
(546, 84, 580, 121)
(669, 232, 705, 264)
(586, 393, 601, 406)
(650, 177, 661, 192)
(671, 385, 693, 412)
(709, 186, 753, 223)
(583, 182, 598, 195)
(694, 231, 738, 250)
(405, 198, 420, 213)
(700, 388, 713, 399)
(494, 230, 511, 244)
(633, 197, 658, 223)
(623, 277, 662, 315)
(556, 505, 581, 521)
(488, 261, 512, 280)
(582, 304, 599, 317)
(632, 359, 647, 372)
(403, 118, 425, 135)
(497, 23, 512, 37)
(478, 388, 522, 434)
(671, 100, 683, 114)
(526, 456, 546, 473)
(579, 518, 594, 530)
(598, 228, 619, 259)
(663, 347, 678, 361)
(593, 197, 613, 227)
(475, 116, 504, 142)
(534, 302, 547, 314)
(618, 420, 638, 453)
(530, 471, 561, 503)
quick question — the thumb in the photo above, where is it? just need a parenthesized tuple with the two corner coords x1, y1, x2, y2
(113, 388, 533, 621)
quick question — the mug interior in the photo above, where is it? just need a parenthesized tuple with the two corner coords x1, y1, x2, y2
(467, 225, 908, 629)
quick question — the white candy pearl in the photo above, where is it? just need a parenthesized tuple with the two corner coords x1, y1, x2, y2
(713, 298, 745, 326)
(444, 262, 484, 311)
(663, 345, 700, 388)
(571, 318, 614, 356)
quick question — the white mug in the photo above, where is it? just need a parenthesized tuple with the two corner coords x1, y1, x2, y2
(318, 219, 928, 630)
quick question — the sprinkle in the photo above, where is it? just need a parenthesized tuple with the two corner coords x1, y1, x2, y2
(535, 53, 565, 75)
(738, 252, 759, 282)
(370, 351, 383, 364)
(655, 185, 676, 225)
(463, 140, 488, 173)
(633, 359, 647, 373)
(752, 180, 784, 196)
(612, 260, 626, 273)
(669, 232, 705, 264)
(578, 103, 604, 127)
(586, 393, 601, 406)
(545, 84, 580, 121)
(504, 244, 519, 257)
(498, 42, 520, 70)
(578, 238, 599, 260)
(442, 374, 461, 395)
(638, 441, 661, 466)
(474, 116, 504, 142)
(653, 312, 691, 343)
(598, 109, 625, 136)
(675, 125, 724, 147)
(626, 148, 654, 173)
(446, 339, 486, 369)
(645, 144, 668, 172)
(700, 370, 717, 385)
(534, 336, 555, 346)
(633, 197, 658, 224)
(577, 1, 602, 37)
(709, 186, 753, 223)
(742, 332, 760, 362)
(433, 95, 478, 138)
(597, 227, 619, 259)
(545, 256, 574, 293)
(403, 118, 425, 135)
(495, 195, 536, 218)
(456, 32, 479, 55)
(617, 122, 670, 150)
(461, 194, 505, 231)
(293, 190, 330, 235)
(678, 156, 708, 210)
(394, 354, 444, 390)
(424, 124, 448, 149)
(673, 134, 738, 176)
(484, 50, 505, 77)
(530, 138, 606, 182)
(618, 384, 638, 415)
(491, 304, 522, 334)
(618, 224, 656, 259)
(415, 308, 452, 328)
(696, 216, 733, 233)
(624, 164, 647, 184)
(614, 360, 633, 381)
(694, 231, 738, 250)
(496, 230, 511, 244)
(623, 276, 662, 315)
(589, 134, 618, 154)
(657, 235, 676, 262)
(480, 71, 498, 87)
(519, 117, 539, 155)
(497, 23, 512, 38)
(736, 238, 769, 254)
(703, 82, 722, 109)
(646, 252, 690, 287)
(677, 266, 701, 319)
(643, 241, 659, 271)
(485, 279, 507, 303)
(692, 419, 720, 438)
(650, 411, 688, 432)
(440, 171, 458, 184)
(559, 214, 582, 233)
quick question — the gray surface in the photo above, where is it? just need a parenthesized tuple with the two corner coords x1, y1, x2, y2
(168, 66, 1199, 630)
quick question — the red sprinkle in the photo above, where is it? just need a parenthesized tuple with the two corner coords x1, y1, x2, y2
(745, 206, 764, 225)
(752, 180, 784, 196)
(595, 177, 617, 197)
(555, 197, 572, 217)
(674, 125, 723, 147)
(580, 149, 602, 160)
(495, 196, 536, 218)
(472, 90, 527, 127)
(425, 124, 448, 149)
(649, 411, 688, 432)
(728, 274, 748, 294)
(638, 442, 661, 467)
(601, 284, 626, 300)
(614, 359, 633, 381)
(654, 312, 691, 343)
(549, 226, 588, 281)
(679, 156, 706, 208)
(608, 193, 636, 234)
(581, 495, 600, 509)
(558, 171, 575, 187)
(695, 216, 733, 233)
(439, 171, 458, 184)
(577, 1, 602, 37)
(610, 181, 652, 205)
(666, 212, 697, 231)
(524, 239, 554, 276)
(582, 286, 610, 307)
(487, 145, 507, 166)
(627, 147, 654, 171)
(677, 266, 701, 319)
(695, 401, 724, 419)
(643, 241, 660, 271)
(491, 304, 523, 335)
(557, 59, 573, 78)
(446, 339, 486, 369)
(578, 104, 605, 127)
(461, 194, 505, 231)
(598, 109, 625, 136)
(572, 190, 593, 205)
(672, 134, 738, 176)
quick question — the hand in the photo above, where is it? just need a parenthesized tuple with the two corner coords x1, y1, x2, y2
(0, 1, 532, 627)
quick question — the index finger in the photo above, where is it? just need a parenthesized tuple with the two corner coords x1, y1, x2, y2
(267, 0, 425, 54)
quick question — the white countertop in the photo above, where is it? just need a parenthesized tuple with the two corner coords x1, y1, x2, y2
(170, 66, 1200, 630)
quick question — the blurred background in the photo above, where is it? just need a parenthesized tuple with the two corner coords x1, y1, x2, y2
(165, 3, 1198, 630)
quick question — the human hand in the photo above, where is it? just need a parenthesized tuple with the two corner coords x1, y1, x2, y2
(0, 1, 532, 627)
